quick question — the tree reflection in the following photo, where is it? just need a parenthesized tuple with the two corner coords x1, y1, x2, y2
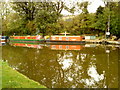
(2, 44, 119, 88)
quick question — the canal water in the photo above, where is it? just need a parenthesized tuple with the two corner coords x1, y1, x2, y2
(2, 43, 120, 88)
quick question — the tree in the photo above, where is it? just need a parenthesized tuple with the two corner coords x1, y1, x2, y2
(10, 1, 65, 36)
(108, 2, 120, 38)
(94, 2, 120, 38)
(76, 1, 90, 34)
(11, 2, 36, 21)
(96, 6, 104, 18)
(0, 2, 11, 35)
(34, 1, 65, 36)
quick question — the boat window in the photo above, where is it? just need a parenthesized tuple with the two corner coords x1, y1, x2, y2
(52, 45, 56, 49)
(52, 37, 56, 40)
(66, 37, 69, 40)
(59, 45, 62, 48)
(2, 36, 6, 39)
(66, 46, 69, 49)
(59, 37, 62, 40)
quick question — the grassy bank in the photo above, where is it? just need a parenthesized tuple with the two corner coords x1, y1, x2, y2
(1, 60, 46, 88)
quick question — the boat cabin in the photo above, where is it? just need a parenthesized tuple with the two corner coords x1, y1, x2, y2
(10, 35, 42, 40)
(50, 36, 83, 41)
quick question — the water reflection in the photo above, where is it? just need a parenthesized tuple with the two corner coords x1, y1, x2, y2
(80, 65, 105, 88)
(49, 45, 83, 50)
(10, 42, 44, 49)
(0, 42, 6, 46)
(2, 43, 119, 88)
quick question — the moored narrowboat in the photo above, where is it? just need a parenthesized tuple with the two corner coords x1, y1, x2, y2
(0, 36, 8, 46)
(9, 35, 45, 43)
(46, 35, 85, 44)
(0, 36, 7, 42)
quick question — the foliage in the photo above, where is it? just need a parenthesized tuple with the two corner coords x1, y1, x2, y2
(1, 1, 120, 38)
(94, 2, 120, 38)
(2, 1, 65, 36)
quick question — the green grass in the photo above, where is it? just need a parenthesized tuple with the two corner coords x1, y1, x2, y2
(1, 60, 46, 88)
(0, 60, 2, 89)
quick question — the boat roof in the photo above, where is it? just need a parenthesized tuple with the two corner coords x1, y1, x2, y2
(51, 35, 82, 37)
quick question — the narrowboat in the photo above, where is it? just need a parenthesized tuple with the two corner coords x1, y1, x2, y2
(9, 35, 45, 43)
(46, 35, 85, 44)
(0, 36, 7, 46)
(0, 36, 7, 42)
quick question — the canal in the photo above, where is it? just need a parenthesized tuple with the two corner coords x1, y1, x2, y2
(2, 43, 120, 88)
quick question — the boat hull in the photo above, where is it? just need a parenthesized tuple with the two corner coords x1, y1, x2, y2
(46, 40, 86, 44)
(9, 39, 45, 42)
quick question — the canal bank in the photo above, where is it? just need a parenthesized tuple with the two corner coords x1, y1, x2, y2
(1, 60, 46, 88)
(84, 40, 120, 45)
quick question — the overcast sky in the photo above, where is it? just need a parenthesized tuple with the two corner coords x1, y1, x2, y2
(61, 0, 105, 15)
